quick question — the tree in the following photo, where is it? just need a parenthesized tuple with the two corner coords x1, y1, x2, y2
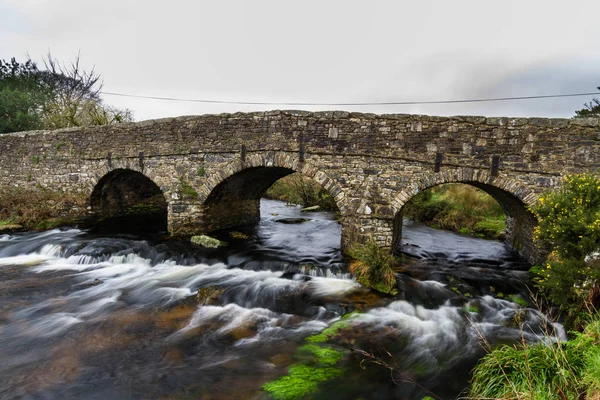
(0, 54, 132, 134)
(0, 58, 52, 133)
(575, 87, 600, 117)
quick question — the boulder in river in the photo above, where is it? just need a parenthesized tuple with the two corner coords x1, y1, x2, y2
(275, 217, 309, 224)
(191, 235, 227, 248)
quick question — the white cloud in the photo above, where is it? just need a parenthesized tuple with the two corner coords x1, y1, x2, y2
(2, 0, 599, 120)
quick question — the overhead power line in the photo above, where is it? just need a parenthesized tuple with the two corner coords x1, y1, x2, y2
(101, 91, 600, 106)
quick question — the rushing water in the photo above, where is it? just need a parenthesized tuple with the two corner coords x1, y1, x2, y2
(0, 199, 563, 400)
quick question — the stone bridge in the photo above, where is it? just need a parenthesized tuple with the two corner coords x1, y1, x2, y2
(1, 110, 599, 263)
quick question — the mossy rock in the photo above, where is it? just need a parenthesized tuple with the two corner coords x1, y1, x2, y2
(191, 235, 227, 248)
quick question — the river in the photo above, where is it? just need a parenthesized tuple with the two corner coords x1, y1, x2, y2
(0, 199, 563, 399)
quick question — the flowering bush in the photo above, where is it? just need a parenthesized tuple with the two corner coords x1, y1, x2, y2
(531, 174, 600, 326)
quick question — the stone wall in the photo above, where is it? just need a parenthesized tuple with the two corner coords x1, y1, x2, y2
(0, 111, 598, 263)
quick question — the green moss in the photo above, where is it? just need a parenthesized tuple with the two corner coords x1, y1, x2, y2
(507, 294, 529, 308)
(197, 166, 206, 176)
(466, 304, 479, 313)
(305, 313, 359, 343)
(298, 344, 344, 366)
(263, 364, 342, 400)
(31, 155, 40, 164)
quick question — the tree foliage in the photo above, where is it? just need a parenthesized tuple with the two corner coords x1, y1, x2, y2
(0, 58, 52, 132)
(0, 54, 132, 134)
(575, 87, 600, 118)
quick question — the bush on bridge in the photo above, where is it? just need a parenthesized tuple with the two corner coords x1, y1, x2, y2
(531, 174, 600, 328)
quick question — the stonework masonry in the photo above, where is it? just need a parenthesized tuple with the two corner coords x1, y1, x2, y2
(1, 110, 599, 263)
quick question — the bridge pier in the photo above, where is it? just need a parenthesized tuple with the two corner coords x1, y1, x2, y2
(341, 216, 395, 252)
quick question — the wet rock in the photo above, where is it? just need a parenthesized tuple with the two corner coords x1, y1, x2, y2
(275, 217, 309, 224)
(190, 235, 227, 248)
(197, 286, 223, 305)
(229, 231, 250, 240)
(300, 205, 320, 212)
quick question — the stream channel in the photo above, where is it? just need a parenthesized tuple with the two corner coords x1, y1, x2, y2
(0, 199, 563, 399)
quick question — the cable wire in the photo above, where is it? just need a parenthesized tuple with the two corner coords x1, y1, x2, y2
(100, 91, 600, 106)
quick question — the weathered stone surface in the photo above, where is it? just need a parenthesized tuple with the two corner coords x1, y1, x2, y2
(1, 110, 599, 263)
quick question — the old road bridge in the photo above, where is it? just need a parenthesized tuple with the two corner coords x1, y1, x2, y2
(1, 111, 599, 263)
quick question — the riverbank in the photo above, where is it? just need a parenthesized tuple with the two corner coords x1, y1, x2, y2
(403, 184, 506, 240)
(265, 173, 338, 212)
(0, 186, 87, 233)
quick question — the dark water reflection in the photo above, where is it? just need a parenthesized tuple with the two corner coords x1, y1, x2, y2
(0, 200, 561, 399)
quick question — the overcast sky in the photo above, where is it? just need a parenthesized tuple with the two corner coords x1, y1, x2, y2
(1, 0, 599, 121)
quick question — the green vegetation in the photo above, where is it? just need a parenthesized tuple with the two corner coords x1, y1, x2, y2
(530, 174, 600, 329)
(1, 55, 132, 134)
(0, 186, 87, 230)
(348, 241, 397, 295)
(265, 173, 338, 211)
(263, 364, 343, 400)
(262, 315, 357, 399)
(469, 315, 600, 399)
(403, 184, 506, 240)
(305, 312, 360, 344)
(178, 178, 199, 200)
(468, 174, 600, 399)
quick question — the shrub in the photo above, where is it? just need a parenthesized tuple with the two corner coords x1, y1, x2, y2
(530, 174, 600, 325)
(348, 241, 397, 295)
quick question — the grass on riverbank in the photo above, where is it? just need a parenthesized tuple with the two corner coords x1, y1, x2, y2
(0, 186, 87, 231)
(403, 184, 506, 240)
(265, 173, 338, 212)
(468, 315, 600, 399)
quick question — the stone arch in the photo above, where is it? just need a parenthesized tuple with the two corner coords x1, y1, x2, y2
(197, 152, 349, 232)
(390, 168, 539, 262)
(89, 168, 168, 233)
(199, 152, 349, 212)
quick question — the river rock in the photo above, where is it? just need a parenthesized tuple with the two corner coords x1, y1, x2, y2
(197, 286, 223, 304)
(300, 205, 320, 212)
(191, 235, 227, 248)
(229, 231, 250, 240)
(275, 218, 309, 224)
